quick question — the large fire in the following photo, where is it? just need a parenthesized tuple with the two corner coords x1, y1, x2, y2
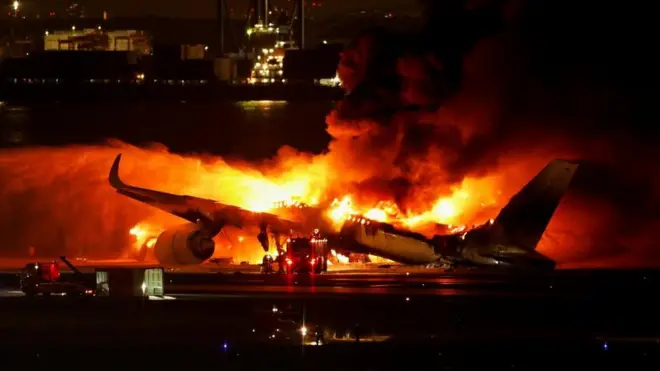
(121, 145, 519, 264)
(1, 2, 657, 269)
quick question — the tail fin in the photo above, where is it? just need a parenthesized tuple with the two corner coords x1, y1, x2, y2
(492, 159, 579, 251)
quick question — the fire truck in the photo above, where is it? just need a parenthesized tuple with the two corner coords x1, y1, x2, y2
(262, 233, 329, 274)
(283, 236, 328, 274)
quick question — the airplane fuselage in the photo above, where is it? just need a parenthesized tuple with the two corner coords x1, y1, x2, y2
(338, 220, 440, 265)
(338, 219, 556, 270)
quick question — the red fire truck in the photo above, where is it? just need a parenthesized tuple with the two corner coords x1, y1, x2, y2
(283, 236, 328, 274)
(262, 234, 329, 274)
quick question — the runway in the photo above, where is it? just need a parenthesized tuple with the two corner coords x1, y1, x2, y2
(1, 262, 659, 367)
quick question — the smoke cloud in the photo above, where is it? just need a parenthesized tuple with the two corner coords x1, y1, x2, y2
(326, 0, 660, 266)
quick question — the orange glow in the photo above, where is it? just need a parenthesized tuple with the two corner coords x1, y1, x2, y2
(0, 139, 553, 264)
(129, 223, 161, 252)
(122, 146, 515, 262)
(320, 175, 502, 234)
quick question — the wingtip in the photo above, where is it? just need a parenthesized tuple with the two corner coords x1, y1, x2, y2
(109, 153, 125, 189)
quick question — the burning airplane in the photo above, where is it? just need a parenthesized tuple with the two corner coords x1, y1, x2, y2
(109, 153, 578, 270)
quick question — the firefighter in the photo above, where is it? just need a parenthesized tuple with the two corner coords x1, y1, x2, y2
(271, 231, 286, 274)
(261, 254, 274, 274)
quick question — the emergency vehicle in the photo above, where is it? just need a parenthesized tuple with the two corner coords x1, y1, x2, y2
(19, 258, 94, 297)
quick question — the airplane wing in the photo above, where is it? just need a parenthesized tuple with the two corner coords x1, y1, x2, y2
(108, 154, 301, 235)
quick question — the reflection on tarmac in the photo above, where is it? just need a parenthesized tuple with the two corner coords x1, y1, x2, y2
(169, 285, 477, 297)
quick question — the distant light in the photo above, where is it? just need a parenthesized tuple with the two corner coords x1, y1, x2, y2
(141, 281, 147, 294)
(223, 341, 228, 350)
(323, 40, 327, 44)
(44, 31, 49, 36)
(272, 306, 278, 313)
(12, 1, 19, 11)
(300, 326, 308, 336)
(71, 25, 76, 31)
(603, 342, 608, 351)
(97, 25, 102, 30)
(204, 46, 208, 51)
(405, 297, 410, 302)
(252, 328, 256, 333)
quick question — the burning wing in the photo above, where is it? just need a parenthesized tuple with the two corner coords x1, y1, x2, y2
(108, 154, 301, 236)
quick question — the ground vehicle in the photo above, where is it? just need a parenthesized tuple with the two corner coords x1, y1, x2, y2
(19, 258, 94, 297)
(283, 236, 328, 274)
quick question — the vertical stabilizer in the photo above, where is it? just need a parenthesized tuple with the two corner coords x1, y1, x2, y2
(492, 159, 579, 251)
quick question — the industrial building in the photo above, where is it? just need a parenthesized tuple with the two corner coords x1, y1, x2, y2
(44, 28, 151, 55)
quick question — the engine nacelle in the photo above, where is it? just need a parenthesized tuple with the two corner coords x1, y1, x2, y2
(153, 223, 215, 265)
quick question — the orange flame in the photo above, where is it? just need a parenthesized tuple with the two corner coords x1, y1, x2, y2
(127, 159, 509, 262)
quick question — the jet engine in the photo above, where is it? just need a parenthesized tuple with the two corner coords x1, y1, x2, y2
(153, 223, 215, 265)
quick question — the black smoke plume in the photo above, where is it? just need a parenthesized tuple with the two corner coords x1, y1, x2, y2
(328, 0, 660, 266)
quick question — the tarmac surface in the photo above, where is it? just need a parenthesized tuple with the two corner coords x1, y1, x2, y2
(1, 258, 659, 368)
